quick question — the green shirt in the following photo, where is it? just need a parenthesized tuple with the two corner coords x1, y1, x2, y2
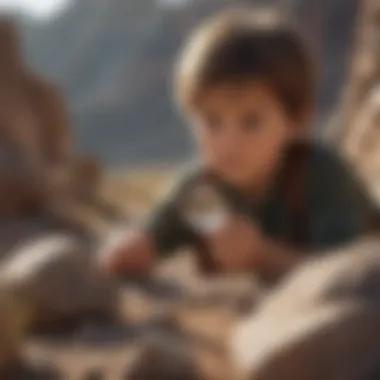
(146, 142, 377, 257)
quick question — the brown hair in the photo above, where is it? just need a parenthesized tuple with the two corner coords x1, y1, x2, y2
(175, 8, 315, 119)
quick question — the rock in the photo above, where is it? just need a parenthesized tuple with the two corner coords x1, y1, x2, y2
(231, 238, 380, 380)
(335, 0, 380, 145)
(126, 340, 201, 380)
(0, 234, 120, 330)
(0, 356, 62, 380)
(343, 86, 380, 191)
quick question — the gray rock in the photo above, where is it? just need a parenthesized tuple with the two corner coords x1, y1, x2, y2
(0, 234, 119, 329)
(126, 340, 201, 380)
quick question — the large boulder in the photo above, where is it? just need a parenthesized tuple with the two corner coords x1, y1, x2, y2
(336, 0, 380, 154)
(0, 234, 119, 330)
(231, 238, 380, 380)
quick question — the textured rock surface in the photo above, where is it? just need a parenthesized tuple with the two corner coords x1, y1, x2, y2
(0, 234, 119, 329)
(231, 238, 380, 380)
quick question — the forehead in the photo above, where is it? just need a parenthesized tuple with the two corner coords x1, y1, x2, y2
(195, 81, 281, 111)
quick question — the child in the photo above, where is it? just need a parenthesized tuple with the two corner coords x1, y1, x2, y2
(101, 9, 377, 282)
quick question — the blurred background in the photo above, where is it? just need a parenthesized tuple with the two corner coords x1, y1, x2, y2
(6, 0, 358, 168)
(0, 2, 379, 378)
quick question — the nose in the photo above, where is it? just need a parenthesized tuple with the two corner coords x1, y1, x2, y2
(216, 126, 241, 158)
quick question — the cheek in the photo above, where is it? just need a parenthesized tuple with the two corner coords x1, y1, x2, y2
(197, 133, 219, 159)
(244, 126, 288, 170)
(258, 118, 290, 151)
(196, 127, 230, 157)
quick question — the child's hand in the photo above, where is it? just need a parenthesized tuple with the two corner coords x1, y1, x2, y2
(99, 230, 155, 275)
(203, 217, 266, 273)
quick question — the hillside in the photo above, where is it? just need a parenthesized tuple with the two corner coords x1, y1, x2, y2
(19, 0, 358, 166)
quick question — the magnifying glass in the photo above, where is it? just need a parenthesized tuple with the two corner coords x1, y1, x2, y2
(179, 180, 231, 234)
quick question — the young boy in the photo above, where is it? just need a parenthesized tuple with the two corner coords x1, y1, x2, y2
(101, 9, 377, 282)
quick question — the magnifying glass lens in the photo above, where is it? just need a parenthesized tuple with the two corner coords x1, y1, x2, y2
(181, 182, 230, 233)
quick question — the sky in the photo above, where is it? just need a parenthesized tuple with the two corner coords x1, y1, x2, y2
(0, 0, 190, 18)
(0, 0, 71, 19)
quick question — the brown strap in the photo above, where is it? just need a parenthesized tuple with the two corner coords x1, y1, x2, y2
(284, 144, 310, 247)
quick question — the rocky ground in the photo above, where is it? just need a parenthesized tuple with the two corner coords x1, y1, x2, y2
(23, 254, 258, 380)
(0, 171, 257, 380)
(2, 167, 380, 380)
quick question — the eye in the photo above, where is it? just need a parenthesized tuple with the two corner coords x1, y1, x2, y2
(240, 112, 261, 132)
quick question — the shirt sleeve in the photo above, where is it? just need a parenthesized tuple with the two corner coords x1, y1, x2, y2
(308, 146, 377, 250)
(144, 172, 201, 258)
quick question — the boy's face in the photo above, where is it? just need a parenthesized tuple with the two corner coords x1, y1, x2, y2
(190, 82, 299, 189)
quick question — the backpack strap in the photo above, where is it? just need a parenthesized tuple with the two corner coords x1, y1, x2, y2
(283, 143, 310, 247)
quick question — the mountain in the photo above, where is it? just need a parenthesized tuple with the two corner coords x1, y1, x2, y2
(19, 0, 359, 167)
